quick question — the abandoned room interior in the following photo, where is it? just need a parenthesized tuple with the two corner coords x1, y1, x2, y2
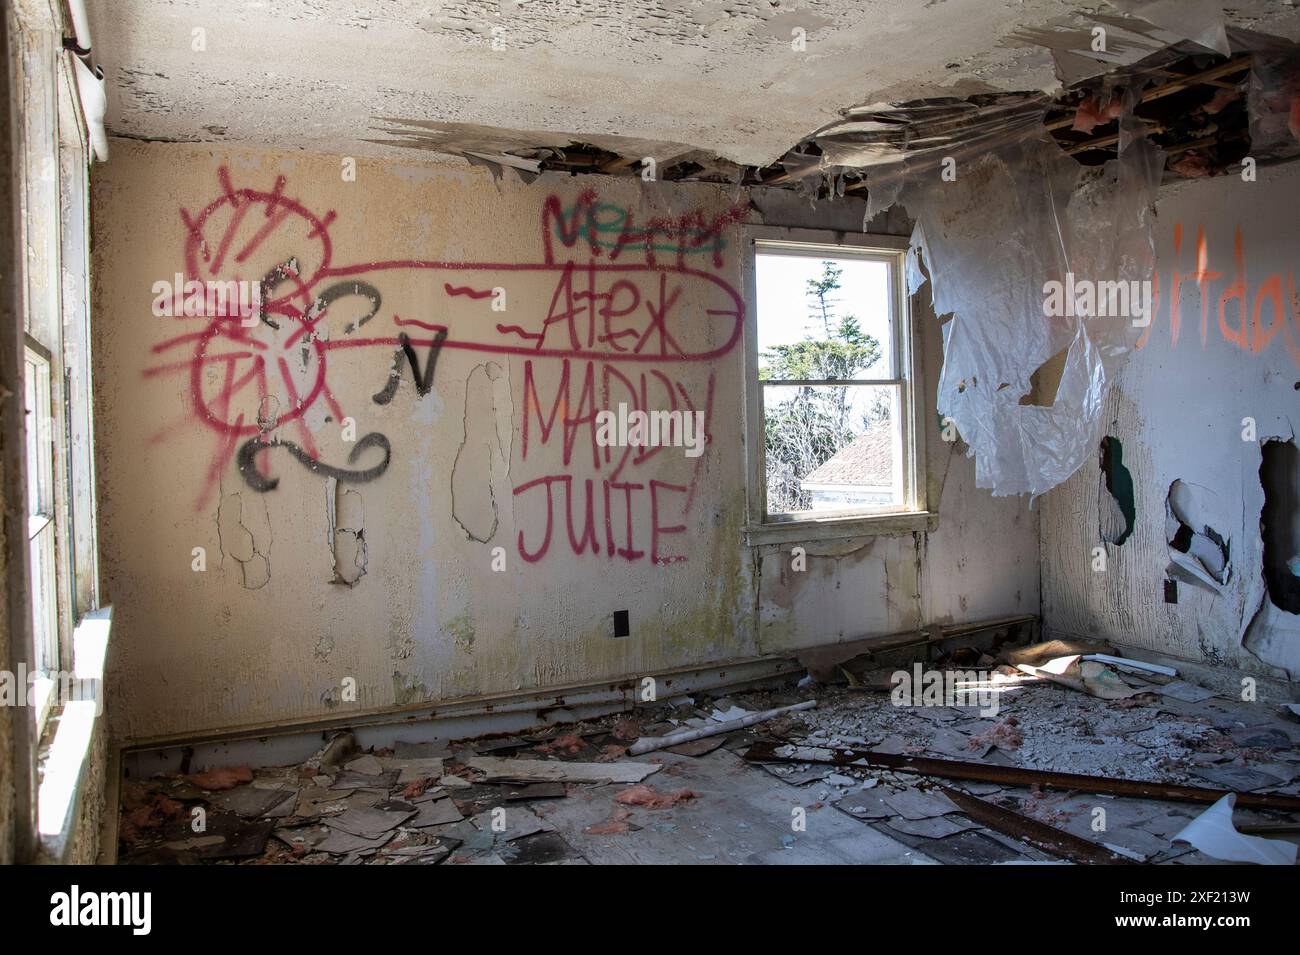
(3, 0, 1300, 882)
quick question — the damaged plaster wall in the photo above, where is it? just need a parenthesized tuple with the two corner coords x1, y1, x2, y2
(92, 142, 1036, 744)
(1041, 160, 1300, 678)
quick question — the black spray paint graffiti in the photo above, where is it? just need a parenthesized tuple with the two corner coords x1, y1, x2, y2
(232, 271, 407, 493)
(238, 432, 393, 492)
(372, 329, 448, 405)
(313, 279, 382, 334)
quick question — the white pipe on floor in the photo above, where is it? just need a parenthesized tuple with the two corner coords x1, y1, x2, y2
(627, 699, 817, 756)
(1082, 653, 1178, 677)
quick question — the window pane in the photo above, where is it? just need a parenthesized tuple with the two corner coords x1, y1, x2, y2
(24, 351, 53, 521)
(30, 526, 57, 674)
(764, 383, 903, 515)
(755, 251, 894, 380)
(24, 350, 58, 675)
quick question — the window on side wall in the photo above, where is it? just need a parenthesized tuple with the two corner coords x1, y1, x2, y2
(743, 229, 927, 543)
(24, 342, 58, 725)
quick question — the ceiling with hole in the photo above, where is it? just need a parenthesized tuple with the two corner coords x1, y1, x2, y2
(87, 1, 1300, 167)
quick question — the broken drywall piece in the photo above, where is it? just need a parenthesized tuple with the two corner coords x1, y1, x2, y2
(1015, 655, 1147, 700)
(1243, 593, 1300, 681)
(1165, 480, 1231, 592)
(880, 786, 962, 821)
(1172, 793, 1297, 865)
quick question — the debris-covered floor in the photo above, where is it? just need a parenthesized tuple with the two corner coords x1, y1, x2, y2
(117, 643, 1300, 865)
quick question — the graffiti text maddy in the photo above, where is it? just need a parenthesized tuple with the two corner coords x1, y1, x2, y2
(595, 403, 706, 458)
(147, 167, 744, 565)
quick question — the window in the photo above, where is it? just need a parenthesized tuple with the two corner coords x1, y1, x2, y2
(12, 11, 99, 735)
(7, 0, 103, 864)
(25, 342, 58, 724)
(744, 229, 926, 541)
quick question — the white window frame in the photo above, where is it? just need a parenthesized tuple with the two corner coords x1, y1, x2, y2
(742, 226, 929, 546)
(24, 339, 58, 728)
(13, 15, 98, 737)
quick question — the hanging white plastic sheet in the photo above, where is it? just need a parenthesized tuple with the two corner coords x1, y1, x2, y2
(803, 25, 1300, 497)
(897, 106, 1163, 497)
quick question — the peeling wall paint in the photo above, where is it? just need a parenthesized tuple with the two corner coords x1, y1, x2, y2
(93, 141, 1038, 743)
(1042, 161, 1300, 679)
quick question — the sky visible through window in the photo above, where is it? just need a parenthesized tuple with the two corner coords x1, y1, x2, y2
(755, 252, 892, 377)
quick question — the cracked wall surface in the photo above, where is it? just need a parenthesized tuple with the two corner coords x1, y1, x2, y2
(451, 362, 511, 543)
(91, 140, 1037, 743)
(1041, 160, 1300, 677)
(216, 491, 272, 590)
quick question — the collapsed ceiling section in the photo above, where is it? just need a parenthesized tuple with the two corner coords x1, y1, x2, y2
(397, 20, 1300, 196)
(337, 11, 1300, 500)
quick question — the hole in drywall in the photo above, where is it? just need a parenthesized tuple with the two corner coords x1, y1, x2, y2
(1098, 436, 1135, 546)
(1260, 438, 1300, 614)
(1165, 479, 1231, 591)
(1019, 343, 1069, 407)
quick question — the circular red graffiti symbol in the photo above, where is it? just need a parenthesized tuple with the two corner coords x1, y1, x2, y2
(183, 182, 335, 436)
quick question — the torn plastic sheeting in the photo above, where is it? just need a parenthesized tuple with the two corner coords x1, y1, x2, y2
(778, 150, 824, 182)
(905, 221, 928, 296)
(370, 117, 701, 173)
(814, 95, 1050, 172)
(1008, 18, 1183, 87)
(899, 103, 1163, 497)
(812, 95, 1052, 238)
(1109, 0, 1230, 58)
(1248, 35, 1300, 161)
(862, 167, 906, 228)
(1172, 793, 1298, 865)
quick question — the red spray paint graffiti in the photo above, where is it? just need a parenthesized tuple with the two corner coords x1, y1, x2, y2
(1136, 222, 1300, 365)
(146, 169, 746, 564)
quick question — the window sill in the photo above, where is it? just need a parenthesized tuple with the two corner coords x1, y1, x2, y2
(744, 511, 937, 546)
(35, 606, 111, 864)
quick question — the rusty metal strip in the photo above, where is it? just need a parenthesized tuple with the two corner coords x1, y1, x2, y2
(936, 785, 1133, 865)
(742, 742, 1300, 813)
